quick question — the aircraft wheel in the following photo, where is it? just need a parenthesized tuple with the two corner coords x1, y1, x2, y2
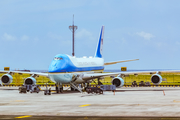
(71, 87, 75, 91)
(100, 90, 103, 94)
(60, 88, 63, 93)
(96, 90, 100, 94)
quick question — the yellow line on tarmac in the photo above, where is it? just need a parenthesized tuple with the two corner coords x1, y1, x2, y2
(11, 100, 25, 102)
(79, 104, 91, 107)
(15, 115, 32, 118)
(15, 100, 25, 102)
(173, 100, 180, 103)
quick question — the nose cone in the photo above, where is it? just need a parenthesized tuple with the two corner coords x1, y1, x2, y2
(48, 60, 60, 72)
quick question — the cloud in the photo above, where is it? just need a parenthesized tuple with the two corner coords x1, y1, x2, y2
(176, 41, 180, 45)
(76, 29, 94, 40)
(47, 32, 62, 40)
(21, 35, 29, 41)
(155, 42, 165, 47)
(136, 31, 155, 40)
(34, 37, 39, 41)
(2, 33, 16, 41)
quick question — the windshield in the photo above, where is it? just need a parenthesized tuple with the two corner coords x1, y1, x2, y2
(54, 57, 63, 60)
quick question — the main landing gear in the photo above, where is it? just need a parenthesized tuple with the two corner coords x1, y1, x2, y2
(55, 84, 63, 93)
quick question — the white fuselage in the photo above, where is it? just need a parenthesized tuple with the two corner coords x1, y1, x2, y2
(48, 54, 104, 84)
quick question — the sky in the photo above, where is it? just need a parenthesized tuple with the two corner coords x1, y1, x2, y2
(0, 0, 180, 71)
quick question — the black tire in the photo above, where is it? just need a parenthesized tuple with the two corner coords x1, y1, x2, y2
(71, 87, 75, 91)
(96, 90, 100, 94)
(60, 88, 63, 93)
(56, 90, 59, 93)
(86, 89, 90, 93)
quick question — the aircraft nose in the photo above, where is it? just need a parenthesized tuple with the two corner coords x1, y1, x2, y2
(51, 62, 57, 66)
(49, 66, 58, 72)
(48, 61, 59, 72)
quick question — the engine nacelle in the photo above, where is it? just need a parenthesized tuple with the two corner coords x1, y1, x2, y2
(151, 74, 162, 85)
(1, 74, 13, 85)
(112, 77, 124, 87)
(24, 77, 36, 85)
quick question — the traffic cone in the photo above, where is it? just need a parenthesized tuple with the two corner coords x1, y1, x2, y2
(163, 90, 165, 96)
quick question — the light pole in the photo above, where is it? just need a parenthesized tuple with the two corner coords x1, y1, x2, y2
(69, 15, 78, 56)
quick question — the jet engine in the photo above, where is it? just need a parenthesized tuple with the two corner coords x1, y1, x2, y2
(151, 74, 162, 85)
(112, 77, 124, 87)
(24, 77, 36, 85)
(1, 74, 13, 85)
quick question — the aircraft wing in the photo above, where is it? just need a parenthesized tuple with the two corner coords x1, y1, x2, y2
(83, 70, 180, 79)
(0, 71, 48, 77)
(104, 59, 139, 65)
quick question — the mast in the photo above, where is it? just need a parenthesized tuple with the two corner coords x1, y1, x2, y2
(69, 15, 78, 56)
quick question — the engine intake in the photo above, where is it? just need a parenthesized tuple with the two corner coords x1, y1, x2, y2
(112, 77, 124, 87)
(24, 77, 36, 85)
(151, 74, 162, 85)
(1, 74, 13, 85)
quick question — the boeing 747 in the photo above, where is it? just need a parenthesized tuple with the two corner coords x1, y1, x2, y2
(1, 26, 180, 93)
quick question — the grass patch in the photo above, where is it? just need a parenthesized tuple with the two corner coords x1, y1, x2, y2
(1, 73, 180, 86)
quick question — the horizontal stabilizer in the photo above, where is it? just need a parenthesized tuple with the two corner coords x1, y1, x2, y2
(104, 59, 139, 66)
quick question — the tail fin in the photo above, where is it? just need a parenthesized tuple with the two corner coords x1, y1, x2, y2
(94, 26, 104, 58)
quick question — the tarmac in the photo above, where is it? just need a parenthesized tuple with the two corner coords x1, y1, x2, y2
(0, 86, 180, 119)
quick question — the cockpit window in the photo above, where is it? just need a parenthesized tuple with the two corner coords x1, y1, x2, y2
(54, 57, 63, 60)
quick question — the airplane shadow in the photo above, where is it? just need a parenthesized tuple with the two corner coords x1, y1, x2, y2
(115, 89, 180, 92)
(51, 90, 80, 94)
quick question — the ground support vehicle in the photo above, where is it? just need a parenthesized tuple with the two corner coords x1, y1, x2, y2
(30, 85, 40, 93)
(86, 85, 116, 94)
(25, 85, 32, 92)
(19, 86, 27, 93)
(139, 81, 145, 86)
(145, 82, 151, 87)
(132, 81, 138, 87)
(86, 86, 103, 94)
(100, 85, 116, 91)
(19, 85, 41, 93)
(44, 86, 51, 95)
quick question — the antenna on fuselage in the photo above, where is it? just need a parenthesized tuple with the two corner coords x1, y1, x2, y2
(69, 15, 78, 56)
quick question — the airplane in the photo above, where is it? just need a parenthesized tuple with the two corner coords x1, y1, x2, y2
(0, 26, 180, 93)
